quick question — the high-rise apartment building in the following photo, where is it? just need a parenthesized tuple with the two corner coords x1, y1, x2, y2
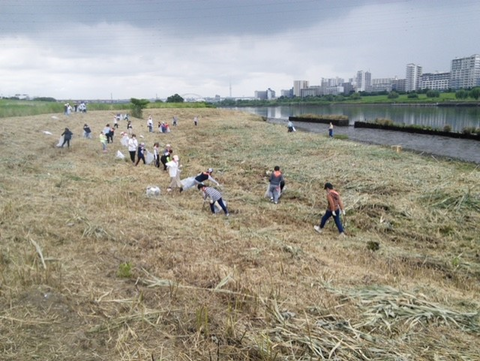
(371, 78, 394, 92)
(405, 63, 422, 92)
(419, 72, 450, 90)
(293, 80, 309, 97)
(450, 54, 480, 89)
(355, 71, 372, 92)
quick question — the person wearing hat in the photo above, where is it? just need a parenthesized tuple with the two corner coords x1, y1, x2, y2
(314, 182, 346, 237)
(166, 154, 182, 192)
(194, 168, 220, 186)
(198, 183, 229, 216)
(268, 166, 284, 204)
(179, 168, 219, 192)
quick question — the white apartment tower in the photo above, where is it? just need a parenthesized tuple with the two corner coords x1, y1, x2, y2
(450, 54, 480, 89)
(406, 63, 422, 92)
(293, 80, 309, 97)
(355, 71, 372, 92)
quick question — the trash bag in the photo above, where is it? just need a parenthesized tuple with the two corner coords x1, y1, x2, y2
(116, 150, 125, 159)
(146, 186, 161, 197)
(120, 134, 129, 147)
(56, 136, 64, 147)
(145, 151, 154, 165)
(180, 177, 196, 191)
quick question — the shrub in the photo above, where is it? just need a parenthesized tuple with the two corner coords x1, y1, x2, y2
(374, 118, 394, 126)
(387, 91, 399, 99)
(130, 98, 149, 119)
(443, 125, 452, 132)
(462, 127, 475, 135)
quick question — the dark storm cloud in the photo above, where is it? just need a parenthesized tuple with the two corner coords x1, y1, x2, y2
(0, 0, 377, 36)
(0, 0, 479, 99)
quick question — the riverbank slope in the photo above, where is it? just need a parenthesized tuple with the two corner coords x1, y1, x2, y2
(1, 109, 479, 360)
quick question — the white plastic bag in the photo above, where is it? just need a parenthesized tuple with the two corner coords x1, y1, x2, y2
(116, 150, 125, 159)
(56, 136, 64, 147)
(146, 186, 161, 197)
(120, 134, 129, 147)
(145, 151, 154, 165)
(180, 177, 196, 190)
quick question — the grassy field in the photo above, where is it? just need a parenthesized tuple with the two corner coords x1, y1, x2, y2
(0, 99, 212, 118)
(0, 108, 479, 360)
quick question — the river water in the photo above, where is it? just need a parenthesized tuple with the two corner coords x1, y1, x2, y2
(227, 105, 480, 164)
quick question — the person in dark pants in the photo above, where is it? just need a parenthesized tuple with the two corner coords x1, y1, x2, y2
(198, 183, 229, 216)
(127, 134, 138, 163)
(60, 128, 73, 148)
(268, 165, 284, 204)
(153, 142, 160, 168)
(329, 122, 334, 138)
(194, 168, 220, 187)
(160, 149, 172, 171)
(314, 182, 346, 237)
(135, 143, 146, 166)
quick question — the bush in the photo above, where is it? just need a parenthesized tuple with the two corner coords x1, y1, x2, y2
(374, 118, 394, 126)
(443, 125, 452, 132)
(130, 98, 149, 119)
(462, 127, 476, 135)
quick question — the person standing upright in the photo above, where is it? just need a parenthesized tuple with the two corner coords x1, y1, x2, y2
(268, 166, 284, 204)
(328, 122, 334, 138)
(127, 134, 138, 163)
(99, 131, 107, 153)
(314, 182, 346, 237)
(147, 115, 153, 133)
(153, 142, 160, 168)
(60, 128, 73, 148)
(166, 155, 182, 192)
(135, 143, 146, 166)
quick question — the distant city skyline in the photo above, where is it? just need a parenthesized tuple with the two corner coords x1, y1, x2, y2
(1, 1, 479, 99)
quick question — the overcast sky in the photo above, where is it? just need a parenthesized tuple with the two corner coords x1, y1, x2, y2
(0, 0, 479, 100)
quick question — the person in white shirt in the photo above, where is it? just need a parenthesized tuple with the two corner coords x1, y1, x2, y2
(166, 155, 182, 192)
(127, 134, 138, 163)
(147, 116, 153, 133)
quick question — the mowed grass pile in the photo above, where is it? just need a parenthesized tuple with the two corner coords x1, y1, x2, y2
(0, 109, 479, 360)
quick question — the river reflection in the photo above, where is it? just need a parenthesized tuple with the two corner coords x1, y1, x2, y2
(230, 105, 480, 133)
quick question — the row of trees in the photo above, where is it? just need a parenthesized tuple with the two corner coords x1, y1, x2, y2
(218, 88, 480, 107)
(131, 94, 184, 118)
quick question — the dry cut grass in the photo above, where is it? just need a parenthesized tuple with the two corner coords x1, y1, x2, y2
(0, 109, 479, 360)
